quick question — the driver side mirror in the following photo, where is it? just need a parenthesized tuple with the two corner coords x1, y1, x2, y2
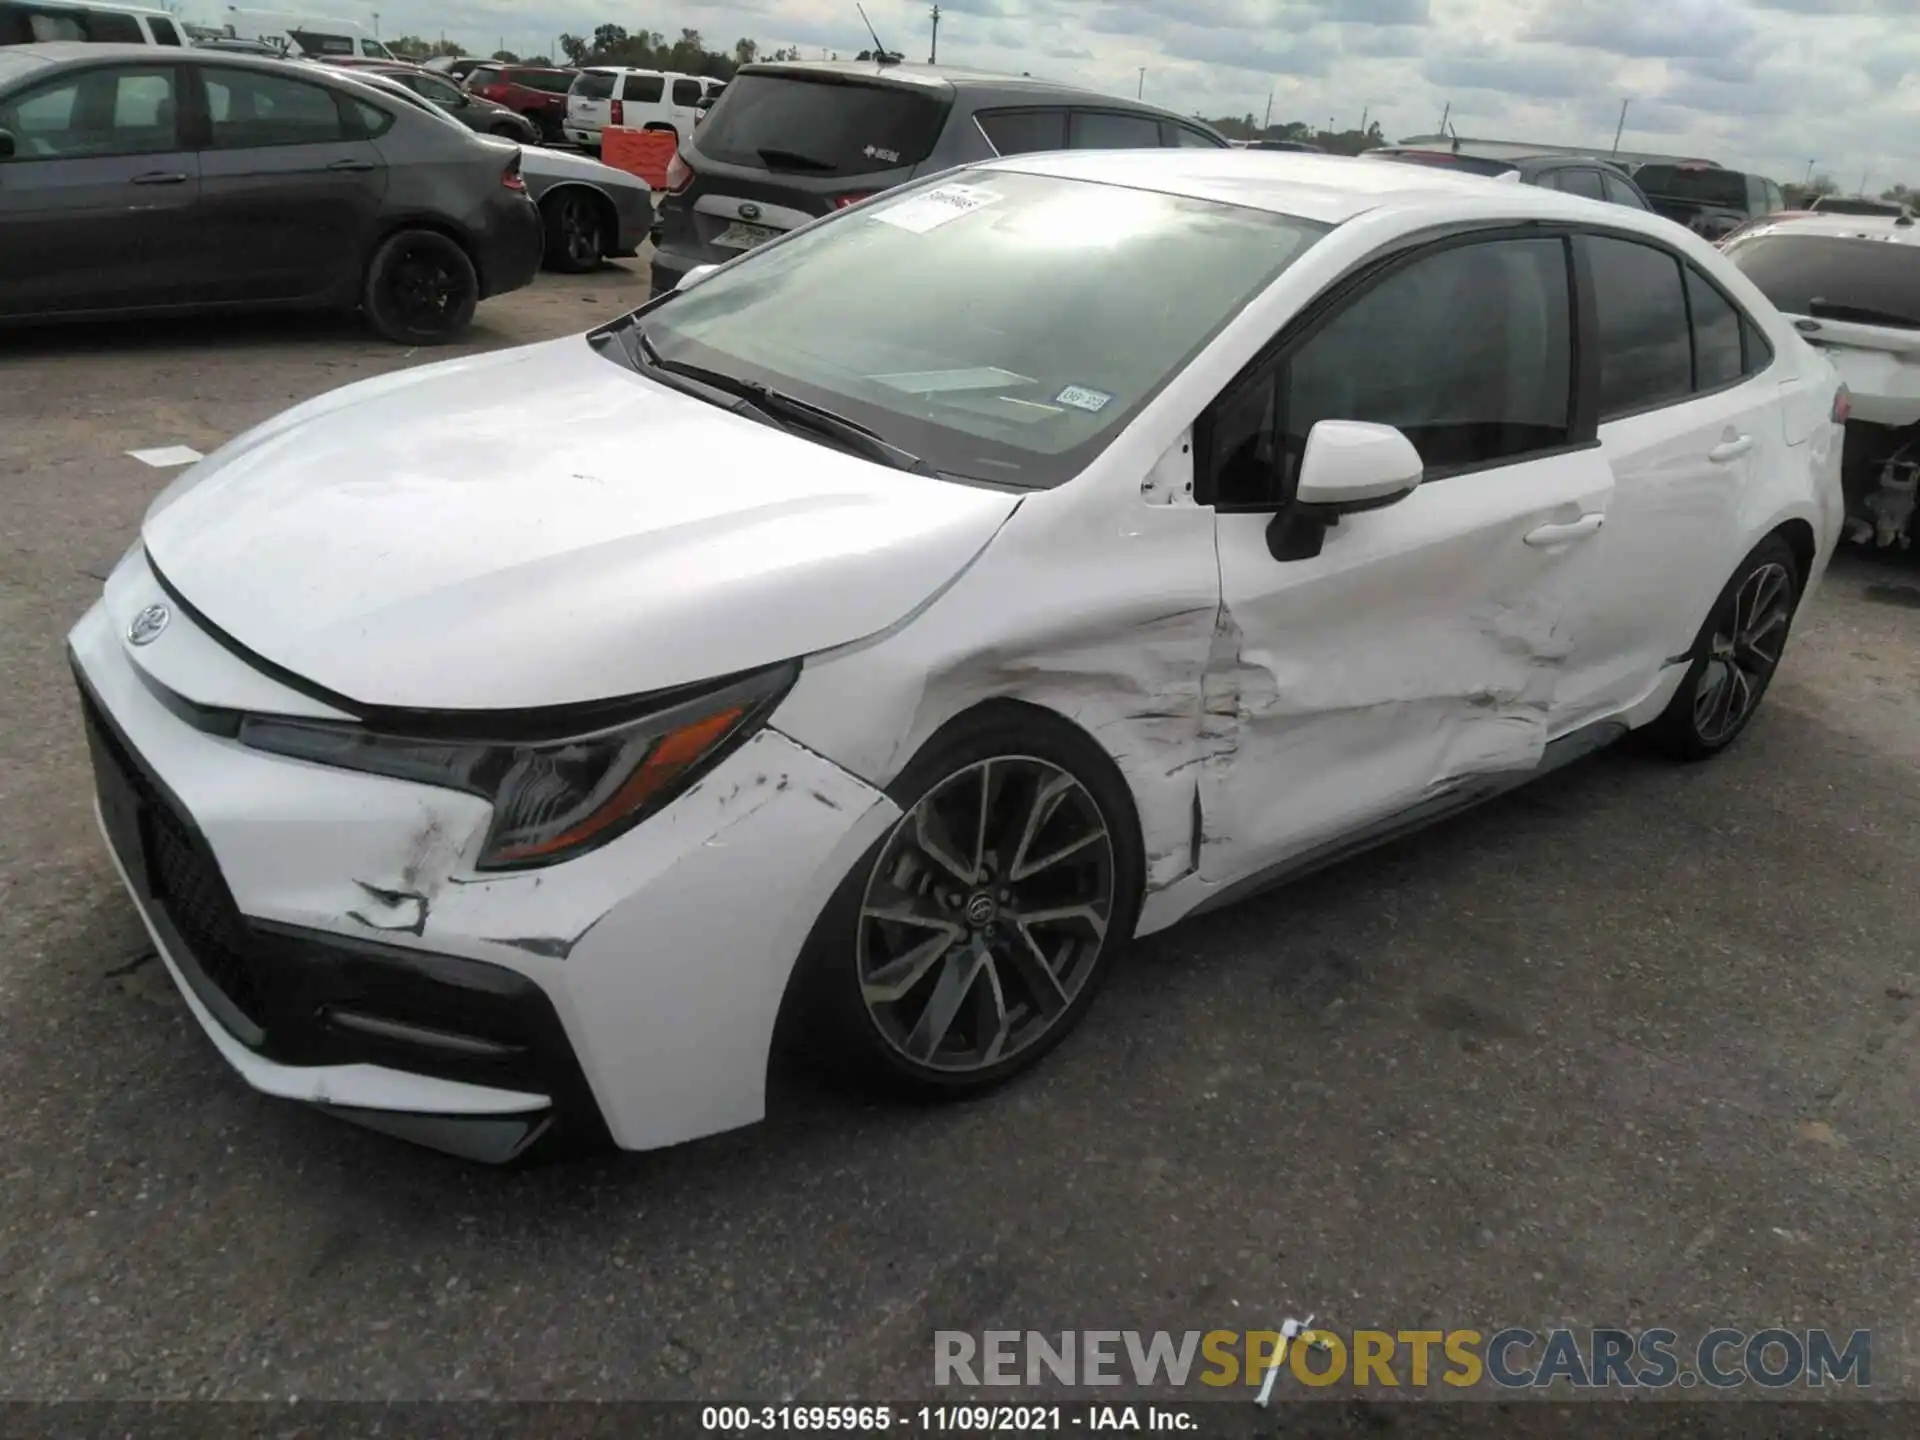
(0, 129, 15, 161)
(1266, 420, 1423, 561)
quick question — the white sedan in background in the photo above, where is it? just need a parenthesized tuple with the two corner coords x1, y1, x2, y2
(70, 151, 1845, 1163)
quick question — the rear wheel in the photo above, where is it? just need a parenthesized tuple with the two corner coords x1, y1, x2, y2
(787, 709, 1142, 1097)
(1643, 535, 1801, 760)
(541, 191, 606, 272)
(361, 230, 478, 345)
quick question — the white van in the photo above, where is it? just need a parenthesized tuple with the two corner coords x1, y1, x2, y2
(0, 0, 189, 46)
(223, 7, 392, 59)
(564, 68, 722, 151)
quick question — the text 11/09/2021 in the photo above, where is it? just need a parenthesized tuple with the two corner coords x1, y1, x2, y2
(702, 1406, 1192, 1432)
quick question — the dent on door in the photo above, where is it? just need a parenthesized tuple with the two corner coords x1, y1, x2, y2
(1193, 451, 1616, 886)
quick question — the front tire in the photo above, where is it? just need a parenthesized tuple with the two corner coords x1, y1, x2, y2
(361, 230, 479, 345)
(788, 708, 1143, 1098)
(1643, 534, 1802, 760)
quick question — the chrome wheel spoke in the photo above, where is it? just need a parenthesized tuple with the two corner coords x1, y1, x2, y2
(1005, 923, 1071, 1017)
(861, 928, 958, 1004)
(1694, 658, 1729, 729)
(914, 802, 979, 887)
(905, 944, 986, 1062)
(1009, 902, 1108, 942)
(974, 955, 1012, 1065)
(1007, 773, 1073, 880)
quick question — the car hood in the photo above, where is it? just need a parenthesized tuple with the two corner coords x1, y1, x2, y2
(142, 337, 1021, 711)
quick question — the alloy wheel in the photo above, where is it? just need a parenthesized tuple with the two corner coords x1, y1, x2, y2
(856, 757, 1115, 1075)
(560, 196, 602, 266)
(387, 247, 461, 329)
(1694, 560, 1792, 745)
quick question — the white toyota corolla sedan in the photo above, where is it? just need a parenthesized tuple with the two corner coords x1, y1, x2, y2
(71, 150, 1845, 1162)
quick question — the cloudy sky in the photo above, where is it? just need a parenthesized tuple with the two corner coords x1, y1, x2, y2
(211, 0, 1920, 189)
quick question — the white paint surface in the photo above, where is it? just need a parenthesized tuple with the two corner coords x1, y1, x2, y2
(126, 446, 204, 468)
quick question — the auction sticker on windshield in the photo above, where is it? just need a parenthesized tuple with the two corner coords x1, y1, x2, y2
(873, 183, 1001, 234)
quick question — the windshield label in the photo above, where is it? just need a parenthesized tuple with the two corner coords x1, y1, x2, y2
(1054, 384, 1114, 413)
(873, 183, 1001, 234)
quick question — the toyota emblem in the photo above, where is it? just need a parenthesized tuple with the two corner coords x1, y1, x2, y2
(738, 202, 761, 220)
(127, 603, 170, 647)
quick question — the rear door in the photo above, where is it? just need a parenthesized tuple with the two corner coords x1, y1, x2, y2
(1202, 232, 1618, 883)
(191, 64, 387, 301)
(1551, 232, 1778, 724)
(0, 61, 202, 316)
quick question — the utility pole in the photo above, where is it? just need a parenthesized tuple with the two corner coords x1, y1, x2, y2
(1610, 98, 1629, 156)
(1860, 167, 1870, 197)
(1438, 100, 1450, 135)
(1804, 159, 1816, 186)
(1262, 87, 1272, 133)
(370, 10, 378, 36)
(928, 4, 939, 63)
(1136, 66, 1145, 98)
(1359, 101, 1368, 135)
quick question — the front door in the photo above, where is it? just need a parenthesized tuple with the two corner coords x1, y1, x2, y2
(191, 64, 387, 302)
(1197, 232, 1617, 886)
(0, 62, 201, 316)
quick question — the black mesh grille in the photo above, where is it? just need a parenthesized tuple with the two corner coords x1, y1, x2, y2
(81, 688, 265, 1026)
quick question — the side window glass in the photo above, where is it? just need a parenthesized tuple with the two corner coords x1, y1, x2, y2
(1559, 168, 1605, 200)
(625, 74, 665, 104)
(1602, 173, 1646, 209)
(204, 68, 348, 148)
(1210, 237, 1574, 504)
(976, 109, 1066, 155)
(1741, 316, 1774, 375)
(1587, 235, 1692, 419)
(1686, 266, 1744, 391)
(350, 98, 394, 137)
(1069, 109, 1161, 149)
(671, 78, 702, 106)
(0, 65, 178, 159)
(1169, 122, 1223, 148)
(85, 10, 142, 41)
(150, 17, 183, 45)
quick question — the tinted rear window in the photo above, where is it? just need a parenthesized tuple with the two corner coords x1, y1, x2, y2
(507, 68, 574, 93)
(1367, 150, 1514, 178)
(84, 9, 143, 41)
(1634, 166, 1749, 208)
(572, 70, 616, 99)
(696, 72, 948, 176)
(1724, 233, 1920, 327)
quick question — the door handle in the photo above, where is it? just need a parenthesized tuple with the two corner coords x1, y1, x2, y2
(327, 158, 377, 172)
(1708, 434, 1754, 464)
(129, 171, 187, 185)
(1524, 513, 1605, 546)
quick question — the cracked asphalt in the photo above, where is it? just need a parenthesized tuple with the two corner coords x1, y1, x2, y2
(2, 260, 1917, 1411)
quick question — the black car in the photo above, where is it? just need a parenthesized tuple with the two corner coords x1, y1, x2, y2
(650, 59, 1230, 296)
(1632, 161, 1786, 241)
(1365, 144, 1654, 210)
(0, 43, 542, 342)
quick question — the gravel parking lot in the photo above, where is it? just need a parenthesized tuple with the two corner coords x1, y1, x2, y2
(2, 260, 1917, 1406)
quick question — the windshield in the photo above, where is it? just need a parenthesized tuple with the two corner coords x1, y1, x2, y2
(1724, 232, 1920, 327)
(694, 71, 948, 175)
(1634, 166, 1748, 208)
(631, 170, 1328, 487)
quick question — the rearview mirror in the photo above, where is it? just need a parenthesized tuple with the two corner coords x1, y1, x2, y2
(1267, 420, 1423, 561)
(675, 263, 720, 291)
(0, 129, 15, 161)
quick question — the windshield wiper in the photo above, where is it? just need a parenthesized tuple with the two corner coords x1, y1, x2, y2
(631, 326, 935, 475)
(756, 146, 837, 173)
(1807, 297, 1920, 330)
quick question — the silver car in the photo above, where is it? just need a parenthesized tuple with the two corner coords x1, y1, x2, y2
(347, 68, 653, 272)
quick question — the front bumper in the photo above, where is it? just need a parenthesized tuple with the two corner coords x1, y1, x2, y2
(69, 574, 897, 1159)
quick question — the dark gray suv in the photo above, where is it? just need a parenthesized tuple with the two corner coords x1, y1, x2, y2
(650, 59, 1229, 296)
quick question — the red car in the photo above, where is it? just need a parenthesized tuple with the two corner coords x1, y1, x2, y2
(465, 64, 577, 143)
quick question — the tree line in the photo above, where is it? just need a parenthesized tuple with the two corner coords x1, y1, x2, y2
(384, 28, 805, 76)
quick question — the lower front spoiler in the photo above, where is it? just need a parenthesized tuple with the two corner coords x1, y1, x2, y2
(94, 799, 601, 1165)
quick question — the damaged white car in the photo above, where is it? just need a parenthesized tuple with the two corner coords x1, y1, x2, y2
(71, 150, 1846, 1163)
(1723, 211, 1920, 550)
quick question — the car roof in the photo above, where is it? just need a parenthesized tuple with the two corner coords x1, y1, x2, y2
(10, 0, 173, 12)
(1729, 213, 1920, 248)
(0, 41, 379, 82)
(981, 148, 1676, 229)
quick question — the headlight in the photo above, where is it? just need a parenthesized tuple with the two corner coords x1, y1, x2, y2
(239, 663, 795, 870)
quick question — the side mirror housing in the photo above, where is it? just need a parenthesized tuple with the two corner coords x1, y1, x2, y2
(675, 263, 720, 291)
(0, 129, 15, 161)
(1267, 420, 1423, 561)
